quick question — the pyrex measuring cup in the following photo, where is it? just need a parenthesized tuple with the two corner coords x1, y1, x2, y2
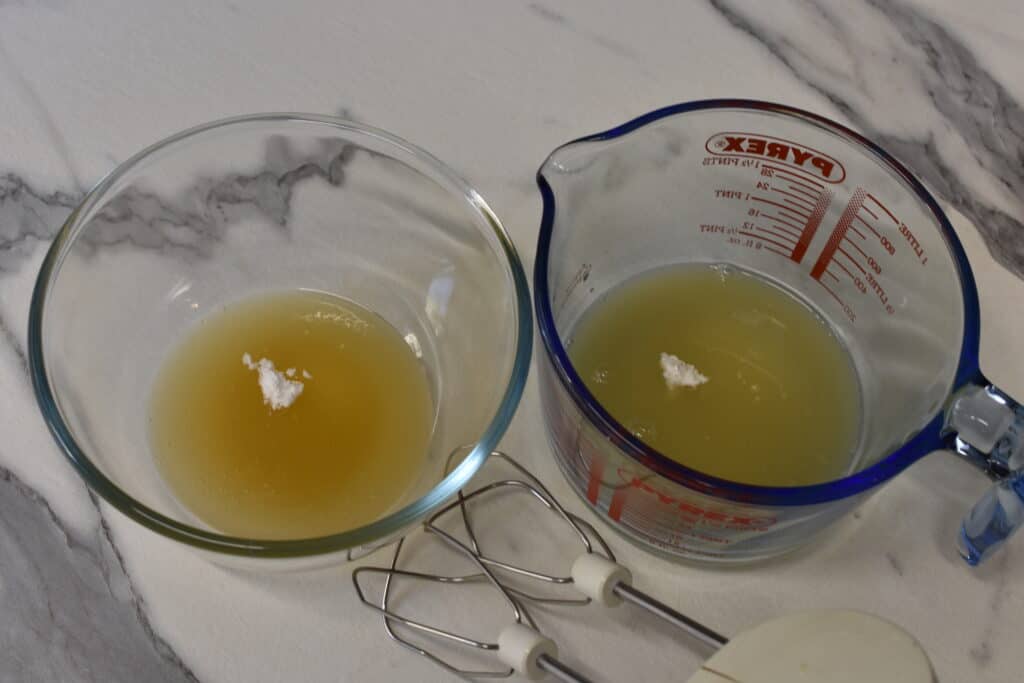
(535, 99, 1024, 565)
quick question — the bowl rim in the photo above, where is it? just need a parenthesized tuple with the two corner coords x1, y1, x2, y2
(27, 112, 533, 558)
(533, 98, 981, 506)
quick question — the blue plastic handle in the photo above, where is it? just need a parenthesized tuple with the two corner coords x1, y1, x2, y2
(958, 472, 1024, 565)
(949, 384, 1024, 565)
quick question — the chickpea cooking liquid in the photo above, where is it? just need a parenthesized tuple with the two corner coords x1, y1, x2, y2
(569, 266, 860, 487)
(149, 290, 433, 539)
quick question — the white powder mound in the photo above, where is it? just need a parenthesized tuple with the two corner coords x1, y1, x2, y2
(404, 332, 423, 359)
(242, 352, 306, 410)
(660, 352, 709, 390)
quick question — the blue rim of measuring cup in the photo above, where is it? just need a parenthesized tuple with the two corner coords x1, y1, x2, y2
(534, 99, 981, 507)
(28, 113, 533, 557)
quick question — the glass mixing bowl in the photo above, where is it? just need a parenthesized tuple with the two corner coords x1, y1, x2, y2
(29, 114, 531, 568)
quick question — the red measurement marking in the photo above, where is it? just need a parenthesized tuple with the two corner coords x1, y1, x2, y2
(838, 246, 867, 275)
(769, 222, 802, 239)
(763, 245, 791, 258)
(825, 270, 839, 282)
(861, 203, 878, 220)
(854, 215, 882, 239)
(783, 176, 825, 195)
(773, 187, 816, 210)
(587, 457, 605, 504)
(609, 486, 627, 520)
(818, 279, 847, 310)
(764, 164, 825, 189)
(788, 184, 820, 201)
(811, 188, 866, 280)
(779, 208, 808, 224)
(866, 193, 898, 224)
(755, 225, 798, 244)
(764, 213, 804, 232)
(833, 258, 855, 281)
(845, 236, 869, 260)
(784, 196, 816, 213)
(791, 188, 834, 265)
(752, 195, 810, 217)
(848, 223, 865, 240)
(737, 230, 791, 252)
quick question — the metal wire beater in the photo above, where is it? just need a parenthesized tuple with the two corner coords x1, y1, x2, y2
(352, 452, 727, 682)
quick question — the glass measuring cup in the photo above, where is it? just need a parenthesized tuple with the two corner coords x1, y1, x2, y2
(535, 100, 1023, 565)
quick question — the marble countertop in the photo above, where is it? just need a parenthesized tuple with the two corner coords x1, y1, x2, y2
(2, 1, 1022, 681)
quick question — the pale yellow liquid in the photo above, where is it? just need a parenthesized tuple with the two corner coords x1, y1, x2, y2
(149, 290, 433, 539)
(569, 266, 860, 486)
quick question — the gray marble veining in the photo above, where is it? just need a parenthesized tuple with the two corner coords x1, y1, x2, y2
(711, 0, 1024, 278)
(0, 173, 78, 272)
(0, 1, 1021, 681)
(0, 466, 197, 682)
(527, 2, 641, 62)
(27, 136, 355, 265)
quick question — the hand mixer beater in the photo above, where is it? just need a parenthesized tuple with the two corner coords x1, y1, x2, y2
(353, 453, 934, 683)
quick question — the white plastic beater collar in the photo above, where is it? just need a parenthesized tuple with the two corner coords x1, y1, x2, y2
(570, 552, 632, 607)
(497, 623, 558, 681)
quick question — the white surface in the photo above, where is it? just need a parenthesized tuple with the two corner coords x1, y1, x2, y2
(686, 610, 933, 683)
(0, 2, 1022, 682)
